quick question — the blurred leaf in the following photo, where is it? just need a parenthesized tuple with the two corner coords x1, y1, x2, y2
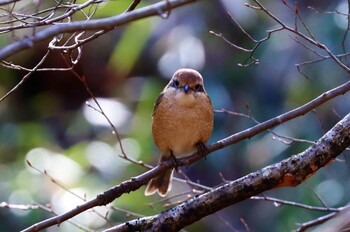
(17, 123, 53, 154)
(93, 1, 142, 17)
(64, 142, 90, 168)
(108, 19, 153, 76)
(130, 78, 162, 162)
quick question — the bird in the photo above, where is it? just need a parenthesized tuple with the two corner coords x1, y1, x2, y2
(145, 68, 214, 197)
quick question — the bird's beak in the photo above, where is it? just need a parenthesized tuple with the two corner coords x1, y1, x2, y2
(184, 84, 189, 93)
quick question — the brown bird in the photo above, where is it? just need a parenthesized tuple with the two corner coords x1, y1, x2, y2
(145, 68, 214, 197)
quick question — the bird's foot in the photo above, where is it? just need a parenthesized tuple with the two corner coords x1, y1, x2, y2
(170, 152, 179, 172)
(196, 142, 209, 160)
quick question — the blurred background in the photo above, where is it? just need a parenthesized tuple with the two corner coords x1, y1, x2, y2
(0, 0, 349, 231)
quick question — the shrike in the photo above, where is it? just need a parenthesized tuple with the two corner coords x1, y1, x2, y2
(145, 68, 214, 197)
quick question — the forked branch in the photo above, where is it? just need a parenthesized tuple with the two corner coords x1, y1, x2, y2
(0, 0, 197, 60)
(105, 113, 350, 232)
(22, 80, 350, 231)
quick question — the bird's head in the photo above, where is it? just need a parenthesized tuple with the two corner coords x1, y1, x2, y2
(166, 68, 206, 94)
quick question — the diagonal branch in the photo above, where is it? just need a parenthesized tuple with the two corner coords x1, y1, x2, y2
(250, 0, 350, 74)
(208, 80, 350, 153)
(296, 205, 350, 232)
(105, 113, 350, 232)
(0, 0, 197, 61)
(0, 50, 51, 103)
(21, 80, 350, 231)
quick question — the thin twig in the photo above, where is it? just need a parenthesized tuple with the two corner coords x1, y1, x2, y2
(0, 50, 50, 103)
(296, 205, 350, 232)
(250, 196, 339, 212)
(251, 0, 350, 73)
(26, 160, 111, 223)
(21, 82, 350, 231)
(0, 0, 197, 60)
(125, 0, 141, 12)
(105, 113, 350, 231)
(211, 80, 350, 152)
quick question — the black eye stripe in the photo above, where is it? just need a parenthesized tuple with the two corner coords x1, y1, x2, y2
(195, 84, 204, 92)
(172, 79, 180, 88)
(170, 80, 204, 92)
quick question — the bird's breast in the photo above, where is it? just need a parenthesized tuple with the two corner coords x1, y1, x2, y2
(152, 90, 213, 158)
(174, 91, 196, 107)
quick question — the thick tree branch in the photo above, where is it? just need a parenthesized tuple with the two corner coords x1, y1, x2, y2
(106, 113, 350, 232)
(0, 0, 196, 61)
(22, 80, 350, 232)
(206, 80, 350, 154)
(5, 1, 348, 231)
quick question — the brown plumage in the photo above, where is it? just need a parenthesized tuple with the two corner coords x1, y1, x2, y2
(145, 68, 214, 197)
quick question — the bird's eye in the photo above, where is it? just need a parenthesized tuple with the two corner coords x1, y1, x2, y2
(195, 84, 203, 92)
(172, 79, 180, 88)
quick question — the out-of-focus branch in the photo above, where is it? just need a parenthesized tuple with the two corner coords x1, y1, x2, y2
(105, 113, 350, 232)
(0, 201, 92, 231)
(208, 80, 350, 153)
(250, 196, 340, 212)
(216, 0, 350, 71)
(0, 50, 50, 103)
(125, 0, 142, 12)
(250, 0, 350, 73)
(0, 0, 101, 33)
(0, 0, 197, 61)
(0, 0, 19, 6)
(296, 205, 350, 232)
(22, 80, 350, 232)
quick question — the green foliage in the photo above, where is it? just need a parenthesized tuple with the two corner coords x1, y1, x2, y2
(0, 1, 349, 231)
(109, 19, 153, 76)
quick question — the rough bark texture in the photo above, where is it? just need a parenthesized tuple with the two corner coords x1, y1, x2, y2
(108, 113, 350, 232)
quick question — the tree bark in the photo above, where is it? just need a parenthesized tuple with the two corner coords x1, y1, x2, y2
(107, 113, 350, 232)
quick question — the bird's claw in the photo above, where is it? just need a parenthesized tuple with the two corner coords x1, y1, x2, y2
(196, 142, 208, 160)
(170, 152, 179, 171)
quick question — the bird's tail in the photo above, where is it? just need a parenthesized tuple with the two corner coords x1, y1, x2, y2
(145, 168, 174, 197)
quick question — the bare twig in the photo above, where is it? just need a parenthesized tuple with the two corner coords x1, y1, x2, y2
(0, 0, 102, 33)
(240, 218, 250, 232)
(26, 160, 111, 223)
(105, 113, 350, 231)
(59, 56, 129, 159)
(296, 205, 350, 232)
(0, 201, 93, 231)
(308, 6, 350, 17)
(125, 0, 141, 12)
(216, 214, 239, 232)
(304, 182, 329, 209)
(215, 109, 316, 146)
(250, 196, 339, 212)
(0, 0, 19, 6)
(0, 50, 50, 103)
(210, 25, 284, 67)
(0, 0, 197, 60)
(218, 0, 350, 71)
(342, 0, 350, 66)
(210, 81, 350, 152)
(250, 0, 350, 73)
(2, 1, 350, 231)
(0, 202, 41, 210)
(209, 31, 253, 53)
(21, 81, 350, 231)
